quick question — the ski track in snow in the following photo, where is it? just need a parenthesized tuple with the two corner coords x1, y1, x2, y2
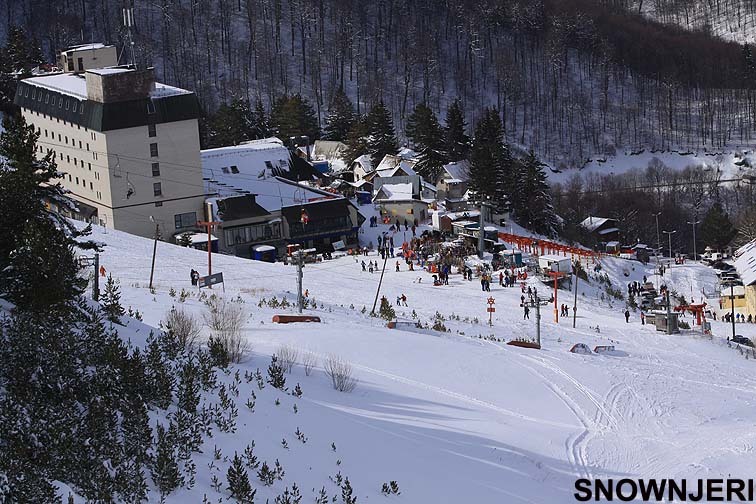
(65, 221, 756, 502)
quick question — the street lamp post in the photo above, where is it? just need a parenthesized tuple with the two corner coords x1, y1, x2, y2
(687, 220, 701, 261)
(653, 212, 662, 289)
(662, 230, 677, 264)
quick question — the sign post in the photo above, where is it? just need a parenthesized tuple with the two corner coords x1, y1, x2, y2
(199, 272, 225, 292)
(487, 297, 495, 326)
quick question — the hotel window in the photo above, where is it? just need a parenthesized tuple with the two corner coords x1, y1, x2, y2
(67, 155, 70, 163)
(230, 165, 239, 174)
(31, 89, 35, 99)
(38, 92, 42, 102)
(151, 162, 160, 177)
(86, 143, 89, 151)
(65, 136, 68, 144)
(155, 201, 163, 207)
(68, 174, 72, 181)
(44, 129, 48, 137)
(18, 87, 22, 96)
(79, 140, 82, 148)
(75, 177, 79, 185)
(88, 162, 91, 171)
(149, 143, 158, 157)
(24, 87, 28, 97)
(72, 102, 77, 112)
(174, 212, 197, 229)
(90, 182, 93, 190)
(153, 182, 162, 196)
(45, 93, 49, 104)
(59, 98, 62, 108)
(148, 123, 156, 137)
(65, 100, 69, 110)
(221, 167, 229, 174)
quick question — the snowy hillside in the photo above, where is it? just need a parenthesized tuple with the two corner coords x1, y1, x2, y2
(548, 148, 756, 183)
(70, 220, 756, 502)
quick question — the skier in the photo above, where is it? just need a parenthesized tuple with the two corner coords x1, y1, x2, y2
(640, 312, 645, 325)
(524, 305, 530, 320)
(361, 260, 366, 271)
(190, 269, 197, 286)
(401, 294, 407, 306)
(624, 309, 630, 323)
(396, 261, 400, 272)
(499, 271, 504, 286)
(99, 265, 107, 277)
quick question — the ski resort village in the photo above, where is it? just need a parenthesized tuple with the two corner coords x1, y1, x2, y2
(6, 3, 756, 502)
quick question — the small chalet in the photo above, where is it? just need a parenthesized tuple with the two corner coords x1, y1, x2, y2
(580, 216, 620, 242)
(436, 160, 470, 211)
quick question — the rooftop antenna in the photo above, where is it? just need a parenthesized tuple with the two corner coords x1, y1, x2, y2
(122, 0, 136, 68)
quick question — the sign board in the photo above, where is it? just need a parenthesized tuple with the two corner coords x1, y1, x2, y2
(332, 240, 346, 251)
(199, 272, 224, 289)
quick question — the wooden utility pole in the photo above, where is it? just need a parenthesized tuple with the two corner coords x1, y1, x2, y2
(149, 222, 160, 290)
(93, 252, 100, 301)
(196, 220, 220, 277)
(548, 270, 563, 323)
(572, 262, 579, 329)
(371, 252, 389, 315)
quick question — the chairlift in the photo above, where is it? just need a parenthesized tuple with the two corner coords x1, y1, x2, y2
(125, 172, 135, 200)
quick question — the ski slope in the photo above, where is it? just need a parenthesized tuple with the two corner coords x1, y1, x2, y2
(80, 222, 756, 502)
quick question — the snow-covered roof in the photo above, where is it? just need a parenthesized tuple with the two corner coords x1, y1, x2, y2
(22, 71, 191, 99)
(397, 147, 417, 159)
(351, 154, 373, 173)
(734, 239, 756, 286)
(446, 210, 480, 221)
(24, 73, 87, 98)
(183, 232, 218, 244)
(580, 216, 616, 233)
(374, 183, 414, 202)
(442, 161, 470, 182)
(202, 139, 341, 213)
(597, 227, 620, 236)
(65, 43, 109, 51)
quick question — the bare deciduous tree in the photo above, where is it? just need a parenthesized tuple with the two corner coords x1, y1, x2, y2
(203, 296, 249, 363)
(324, 355, 357, 392)
(301, 351, 318, 376)
(276, 344, 299, 374)
(163, 306, 202, 352)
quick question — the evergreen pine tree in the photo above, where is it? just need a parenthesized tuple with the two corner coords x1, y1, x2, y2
(152, 424, 182, 498)
(468, 108, 507, 206)
(406, 103, 447, 181)
(0, 115, 96, 310)
(513, 151, 560, 236)
(323, 88, 355, 141)
(267, 355, 286, 390)
(378, 296, 396, 321)
(207, 100, 253, 147)
(227, 453, 256, 503)
(250, 98, 271, 139)
(270, 94, 321, 141)
(365, 101, 398, 166)
(445, 98, 470, 161)
(700, 202, 737, 249)
(101, 274, 126, 324)
(343, 116, 370, 164)
(6, 26, 33, 77)
(341, 477, 357, 504)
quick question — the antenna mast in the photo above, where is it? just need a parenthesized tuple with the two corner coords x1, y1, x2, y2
(122, 0, 136, 68)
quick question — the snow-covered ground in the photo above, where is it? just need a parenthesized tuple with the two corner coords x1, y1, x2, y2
(548, 149, 756, 184)
(79, 221, 756, 502)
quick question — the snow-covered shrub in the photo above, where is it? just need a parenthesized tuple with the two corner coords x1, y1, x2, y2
(324, 355, 358, 393)
(277, 344, 299, 374)
(203, 297, 248, 363)
(301, 351, 318, 376)
(163, 307, 202, 352)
